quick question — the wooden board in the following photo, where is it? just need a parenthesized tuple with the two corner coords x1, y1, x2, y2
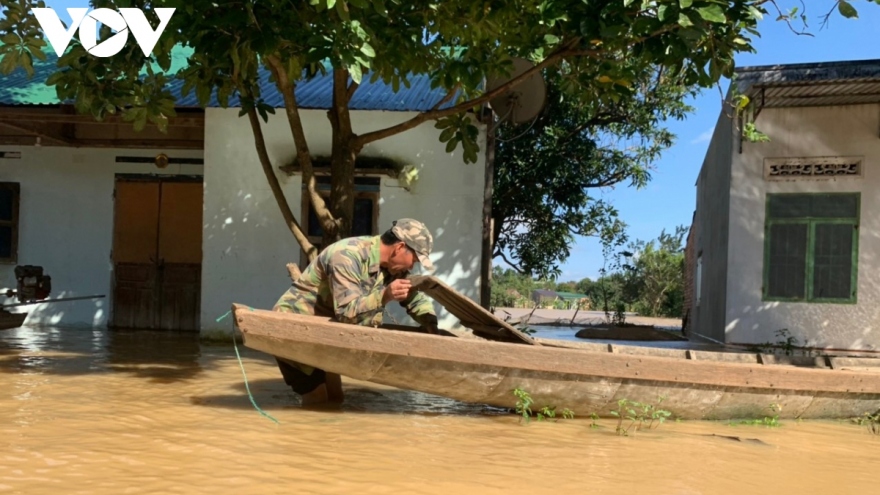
(409, 275, 536, 345)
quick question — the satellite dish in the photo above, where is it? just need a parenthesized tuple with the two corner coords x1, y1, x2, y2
(486, 58, 547, 125)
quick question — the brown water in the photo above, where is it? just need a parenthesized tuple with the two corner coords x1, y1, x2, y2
(1, 327, 878, 495)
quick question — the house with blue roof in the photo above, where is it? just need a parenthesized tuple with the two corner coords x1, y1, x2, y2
(0, 48, 487, 335)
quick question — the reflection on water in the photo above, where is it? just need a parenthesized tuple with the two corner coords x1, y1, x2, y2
(530, 325, 705, 349)
(1, 326, 878, 494)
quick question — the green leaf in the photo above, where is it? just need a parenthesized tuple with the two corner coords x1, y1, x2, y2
(838, 1, 858, 19)
(679, 0, 693, 8)
(439, 127, 455, 142)
(697, 5, 726, 23)
(360, 42, 375, 58)
(658, 5, 669, 21)
(748, 6, 763, 20)
(349, 63, 362, 84)
(544, 34, 559, 45)
(335, 0, 350, 21)
(677, 13, 693, 27)
(372, 0, 387, 16)
(1, 34, 20, 45)
(327, 0, 336, 8)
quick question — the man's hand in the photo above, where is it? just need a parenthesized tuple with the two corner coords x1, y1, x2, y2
(382, 279, 413, 305)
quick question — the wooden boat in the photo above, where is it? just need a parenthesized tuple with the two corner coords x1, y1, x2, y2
(233, 276, 880, 420)
(0, 309, 27, 331)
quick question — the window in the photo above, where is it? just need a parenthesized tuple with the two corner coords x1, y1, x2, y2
(695, 254, 702, 306)
(0, 182, 19, 263)
(763, 193, 859, 303)
(301, 176, 380, 257)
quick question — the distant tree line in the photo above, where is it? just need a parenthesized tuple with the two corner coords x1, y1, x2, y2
(491, 226, 687, 319)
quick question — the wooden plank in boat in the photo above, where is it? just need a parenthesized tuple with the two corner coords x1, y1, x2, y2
(409, 275, 537, 345)
(829, 357, 880, 373)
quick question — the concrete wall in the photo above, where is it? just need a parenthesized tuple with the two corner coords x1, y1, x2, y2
(690, 109, 735, 344)
(201, 108, 486, 336)
(726, 103, 880, 351)
(682, 215, 695, 334)
(0, 146, 203, 327)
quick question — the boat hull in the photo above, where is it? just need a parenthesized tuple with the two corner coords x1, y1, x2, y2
(0, 310, 26, 331)
(233, 306, 880, 420)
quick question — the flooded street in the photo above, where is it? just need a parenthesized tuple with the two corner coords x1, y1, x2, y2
(1, 327, 878, 495)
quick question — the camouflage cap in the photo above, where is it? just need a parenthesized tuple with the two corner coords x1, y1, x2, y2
(391, 218, 434, 271)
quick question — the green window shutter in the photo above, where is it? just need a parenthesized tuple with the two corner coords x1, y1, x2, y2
(766, 223, 808, 299)
(812, 223, 855, 300)
(763, 193, 860, 303)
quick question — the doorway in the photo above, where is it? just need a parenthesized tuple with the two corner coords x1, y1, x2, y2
(111, 176, 203, 331)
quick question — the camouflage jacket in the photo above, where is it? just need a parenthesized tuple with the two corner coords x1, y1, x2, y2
(274, 236, 436, 327)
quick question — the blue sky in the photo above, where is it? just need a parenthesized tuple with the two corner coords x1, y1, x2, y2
(26, 3, 880, 282)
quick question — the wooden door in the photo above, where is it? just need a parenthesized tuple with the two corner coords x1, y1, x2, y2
(111, 178, 202, 331)
(157, 182, 202, 330)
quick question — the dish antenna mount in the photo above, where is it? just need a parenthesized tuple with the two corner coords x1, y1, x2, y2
(486, 58, 548, 126)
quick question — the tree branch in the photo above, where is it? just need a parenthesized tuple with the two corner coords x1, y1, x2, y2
(347, 80, 360, 102)
(354, 39, 582, 147)
(245, 103, 317, 261)
(264, 54, 336, 233)
(496, 250, 525, 275)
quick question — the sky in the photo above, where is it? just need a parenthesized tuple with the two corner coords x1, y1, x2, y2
(23, 2, 880, 282)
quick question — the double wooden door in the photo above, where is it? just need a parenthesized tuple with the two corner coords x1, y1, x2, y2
(111, 177, 202, 331)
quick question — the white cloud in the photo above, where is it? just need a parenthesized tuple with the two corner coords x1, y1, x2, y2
(690, 128, 715, 144)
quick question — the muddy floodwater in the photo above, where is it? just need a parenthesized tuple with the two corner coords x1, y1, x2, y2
(1, 327, 878, 494)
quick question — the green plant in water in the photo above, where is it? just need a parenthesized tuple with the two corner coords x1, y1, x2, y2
(731, 403, 783, 427)
(513, 388, 574, 424)
(513, 387, 534, 424)
(852, 411, 880, 435)
(609, 396, 672, 436)
(589, 412, 600, 429)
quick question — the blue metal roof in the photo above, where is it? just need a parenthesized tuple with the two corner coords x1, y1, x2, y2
(0, 46, 456, 112)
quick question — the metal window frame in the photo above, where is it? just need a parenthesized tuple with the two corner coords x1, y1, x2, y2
(762, 192, 860, 304)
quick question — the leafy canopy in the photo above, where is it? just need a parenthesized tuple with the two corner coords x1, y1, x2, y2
(493, 67, 692, 279)
(3, 0, 788, 157)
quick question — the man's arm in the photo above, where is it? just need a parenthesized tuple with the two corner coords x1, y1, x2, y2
(328, 251, 384, 324)
(401, 290, 438, 330)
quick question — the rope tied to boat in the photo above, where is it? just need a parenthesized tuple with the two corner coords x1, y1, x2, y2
(217, 308, 281, 425)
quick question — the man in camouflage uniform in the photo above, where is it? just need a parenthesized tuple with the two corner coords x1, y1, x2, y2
(273, 218, 439, 405)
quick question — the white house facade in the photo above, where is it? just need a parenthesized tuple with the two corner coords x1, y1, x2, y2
(687, 59, 880, 353)
(0, 55, 487, 336)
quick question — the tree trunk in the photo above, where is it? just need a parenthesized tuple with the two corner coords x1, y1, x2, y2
(324, 68, 360, 245)
(480, 112, 496, 309)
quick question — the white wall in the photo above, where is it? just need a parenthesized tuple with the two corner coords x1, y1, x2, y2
(201, 108, 486, 336)
(0, 146, 203, 327)
(726, 103, 880, 351)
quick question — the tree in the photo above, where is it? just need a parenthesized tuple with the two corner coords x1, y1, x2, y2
(492, 67, 691, 279)
(621, 225, 687, 317)
(3, 0, 866, 263)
